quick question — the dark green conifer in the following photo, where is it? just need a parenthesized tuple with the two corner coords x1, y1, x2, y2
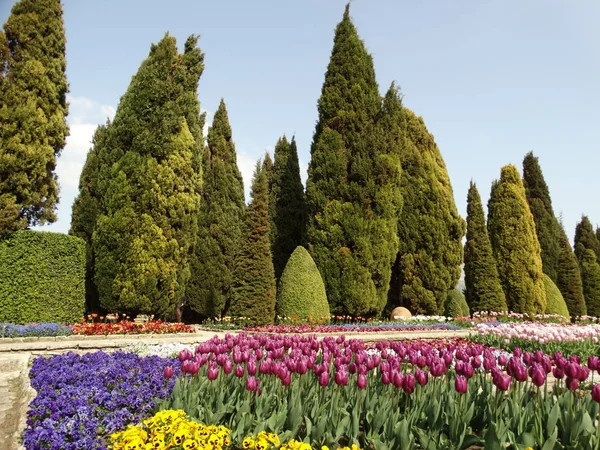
(270, 136, 307, 279)
(487, 164, 546, 314)
(522, 152, 561, 282)
(186, 99, 245, 318)
(388, 108, 465, 315)
(580, 249, 600, 318)
(230, 161, 276, 324)
(574, 216, 600, 263)
(89, 35, 204, 316)
(555, 220, 586, 317)
(305, 5, 401, 317)
(0, 0, 69, 231)
(463, 181, 507, 312)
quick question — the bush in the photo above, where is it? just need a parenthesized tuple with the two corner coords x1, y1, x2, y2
(543, 273, 570, 319)
(277, 246, 330, 323)
(0, 230, 85, 324)
(444, 289, 470, 317)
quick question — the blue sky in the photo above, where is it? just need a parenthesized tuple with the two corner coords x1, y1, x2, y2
(2, 0, 599, 241)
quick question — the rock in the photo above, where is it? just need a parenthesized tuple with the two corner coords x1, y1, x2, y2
(390, 307, 412, 320)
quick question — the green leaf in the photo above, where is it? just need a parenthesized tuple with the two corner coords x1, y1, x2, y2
(546, 402, 559, 437)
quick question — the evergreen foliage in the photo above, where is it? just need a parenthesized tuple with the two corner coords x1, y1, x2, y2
(574, 216, 600, 263)
(0, 0, 69, 231)
(186, 99, 245, 318)
(444, 289, 470, 318)
(580, 249, 600, 318)
(88, 35, 204, 316)
(463, 181, 507, 312)
(230, 161, 276, 324)
(543, 274, 570, 319)
(277, 246, 330, 322)
(305, 5, 401, 317)
(555, 220, 587, 317)
(487, 164, 546, 314)
(0, 231, 85, 324)
(522, 152, 561, 282)
(269, 136, 307, 280)
(388, 108, 465, 315)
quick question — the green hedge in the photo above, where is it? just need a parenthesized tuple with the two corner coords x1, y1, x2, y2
(444, 289, 470, 318)
(0, 230, 85, 324)
(543, 273, 570, 319)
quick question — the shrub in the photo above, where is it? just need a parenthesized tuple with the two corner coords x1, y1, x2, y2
(277, 246, 330, 323)
(444, 289, 470, 318)
(543, 274, 570, 319)
(0, 230, 85, 324)
(0, 322, 73, 338)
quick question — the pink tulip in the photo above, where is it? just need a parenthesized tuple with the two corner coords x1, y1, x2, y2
(455, 375, 468, 394)
(163, 365, 174, 379)
(592, 385, 600, 403)
(357, 373, 367, 389)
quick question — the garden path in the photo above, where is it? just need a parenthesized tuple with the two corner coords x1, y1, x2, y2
(0, 352, 33, 450)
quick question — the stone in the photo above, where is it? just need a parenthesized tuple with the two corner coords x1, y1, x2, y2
(390, 307, 412, 320)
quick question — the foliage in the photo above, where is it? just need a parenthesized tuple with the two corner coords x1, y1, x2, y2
(580, 249, 600, 318)
(229, 161, 276, 325)
(543, 274, 570, 319)
(269, 136, 307, 280)
(522, 152, 561, 282)
(575, 216, 600, 263)
(487, 165, 546, 314)
(187, 99, 245, 319)
(444, 289, 470, 318)
(305, 6, 401, 317)
(276, 246, 330, 323)
(0, 322, 73, 338)
(90, 35, 204, 317)
(388, 108, 465, 315)
(0, 230, 85, 324)
(71, 320, 194, 335)
(0, 0, 69, 231)
(463, 181, 507, 312)
(556, 220, 587, 317)
(23, 351, 179, 449)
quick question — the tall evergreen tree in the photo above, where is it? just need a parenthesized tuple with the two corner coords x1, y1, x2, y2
(487, 164, 546, 314)
(0, 0, 69, 231)
(186, 99, 245, 318)
(88, 35, 204, 316)
(270, 135, 306, 279)
(305, 5, 401, 317)
(522, 152, 561, 282)
(555, 220, 586, 317)
(463, 181, 507, 312)
(580, 249, 600, 318)
(574, 216, 600, 263)
(387, 108, 465, 315)
(230, 161, 276, 324)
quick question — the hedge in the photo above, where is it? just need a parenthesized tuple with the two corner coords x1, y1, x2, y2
(444, 289, 470, 318)
(0, 230, 85, 324)
(543, 273, 570, 320)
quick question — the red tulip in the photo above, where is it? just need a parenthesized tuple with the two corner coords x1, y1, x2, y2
(163, 365, 174, 379)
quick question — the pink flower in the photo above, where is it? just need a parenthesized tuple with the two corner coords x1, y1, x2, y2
(455, 375, 468, 394)
(163, 366, 174, 379)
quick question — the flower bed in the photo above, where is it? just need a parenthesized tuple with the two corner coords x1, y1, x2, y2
(0, 322, 73, 338)
(243, 323, 462, 333)
(474, 322, 600, 359)
(24, 351, 179, 449)
(71, 320, 195, 335)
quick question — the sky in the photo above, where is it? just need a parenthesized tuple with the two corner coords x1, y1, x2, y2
(1, 0, 599, 241)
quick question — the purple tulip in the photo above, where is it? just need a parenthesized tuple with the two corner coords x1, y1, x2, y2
(247, 361, 257, 376)
(178, 349, 193, 362)
(402, 374, 415, 394)
(246, 376, 258, 392)
(588, 356, 600, 372)
(393, 372, 403, 389)
(495, 374, 511, 391)
(163, 366, 174, 379)
(415, 369, 428, 386)
(592, 385, 600, 403)
(463, 363, 474, 379)
(223, 359, 233, 375)
(578, 365, 590, 382)
(235, 365, 245, 378)
(357, 373, 368, 389)
(455, 375, 468, 394)
(319, 371, 329, 387)
(207, 364, 219, 381)
(455, 360, 464, 375)
(565, 362, 579, 379)
(382, 371, 391, 385)
(566, 377, 579, 391)
(335, 369, 349, 386)
(498, 355, 508, 367)
(531, 365, 546, 387)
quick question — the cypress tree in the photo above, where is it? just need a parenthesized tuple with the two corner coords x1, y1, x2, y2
(270, 135, 307, 279)
(388, 108, 465, 315)
(555, 220, 586, 317)
(574, 216, 600, 263)
(229, 161, 276, 324)
(69, 123, 108, 313)
(0, 0, 69, 231)
(522, 152, 561, 282)
(463, 181, 507, 312)
(90, 35, 204, 316)
(487, 164, 546, 314)
(186, 99, 245, 318)
(305, 5, 401, 317)
(580, 249, 600, 318)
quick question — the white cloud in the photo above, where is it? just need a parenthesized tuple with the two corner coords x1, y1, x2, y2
(237, 151, 257, 203)
(298, 158, 308, 187)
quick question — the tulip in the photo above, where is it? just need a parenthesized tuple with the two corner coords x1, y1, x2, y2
(163, 365, 174, 379)
(463, 363, 474, 379)
(402, 374, 415, 394)
(335, 369, 349, 386)
(588, 356, 600, 372)
(357, 373, 368, 389)
(246, 376, 258, 392)
(455, 375, 468, 394)
(178, 349, 193, 362)
(381, 371, 391, 385)
(393, 371, 403, 389)
(415, 369, 428, 386)
(566, 377, 579, 391)
(531, 365, 546, 387)
(592, 384, 600, 403)
(223, 359, 233, 375)
(319, 371, 330, 387)
(235, 365, 245, 378)
(207, 364, 219, 381)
